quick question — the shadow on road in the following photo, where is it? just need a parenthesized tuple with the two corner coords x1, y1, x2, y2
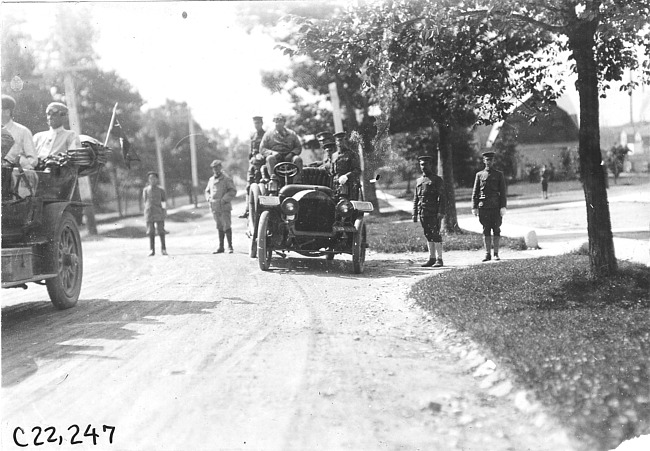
(260, 254, 437, 279)
(1, 299, 221, 387)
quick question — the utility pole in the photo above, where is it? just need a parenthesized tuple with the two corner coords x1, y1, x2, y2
(153, 126, 166, 193)
(63, 72, 98, 235)
(188, 107, 199, 207)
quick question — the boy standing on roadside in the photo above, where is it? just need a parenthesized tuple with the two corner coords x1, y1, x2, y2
(143, 171, 168, 256)
(472, 151, 507, 262)
(413, 155, 447, 267)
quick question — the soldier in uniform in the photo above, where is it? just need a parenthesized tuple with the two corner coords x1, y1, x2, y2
(205, 159, 237, 254)
(240, 116, 266, 218)
(332, 131, 361, 200)
(259, 114, 303, 182)
(314, 131, 336, 170)
(412, 155, 447, 267)
(472, 151, 507, 261)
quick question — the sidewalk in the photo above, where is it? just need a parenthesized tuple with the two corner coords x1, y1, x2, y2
(376, 190, 650, 266)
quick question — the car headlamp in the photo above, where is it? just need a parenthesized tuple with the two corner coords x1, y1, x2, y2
(281, 197, 299, 215)
(336, 199, 354, 217)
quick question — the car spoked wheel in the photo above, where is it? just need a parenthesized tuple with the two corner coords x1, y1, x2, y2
(46, 212, 83, 309)
(257, 210, 273, 271)
(352, 218, 366, 274)
(248, 184, 261, 258)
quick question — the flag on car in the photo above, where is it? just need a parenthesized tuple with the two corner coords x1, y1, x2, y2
(111, 119, 140, 169)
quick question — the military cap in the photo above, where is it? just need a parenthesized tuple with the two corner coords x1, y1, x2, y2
(481, 151, 496, 158)
(417, 155, 434, 162)
(1, 94, 16, 110)
(316, 131, 334, 143)
(210, 159, 223, 168)
(252, 116, 263, 121)
(333, 131, 346, 139)
(146, 171, 159, 177)
(272, 113, 286, 122)
(46, 102, 69, 115)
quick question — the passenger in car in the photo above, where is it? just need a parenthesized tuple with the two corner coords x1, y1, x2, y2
(332, 131, 361, 200)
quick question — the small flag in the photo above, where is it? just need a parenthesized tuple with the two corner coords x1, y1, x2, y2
(111, 120, 140, 170)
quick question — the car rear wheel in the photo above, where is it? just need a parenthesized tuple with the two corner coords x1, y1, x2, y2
(248, 184, 261, 258)
(257, 210, 273, 271)
(352, 218, 367, 274)
(46, 211, 83, 309)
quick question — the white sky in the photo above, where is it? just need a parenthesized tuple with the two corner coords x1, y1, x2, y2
(3, 0, 649, 138)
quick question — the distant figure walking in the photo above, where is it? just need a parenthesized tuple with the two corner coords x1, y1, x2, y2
(413, 155, 447, 267)
(472, 151, 507, 262)
(540, 165, 549, 199)
(143, 171, 167, 256)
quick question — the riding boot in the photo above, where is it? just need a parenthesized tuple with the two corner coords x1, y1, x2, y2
(226, 228, 233, 253)
(482, 236, 492, 262)
(433, 242, 444, 267)
(214, 230, 225, 254)
(493, 236, 501, 260)
(421, 241, 436, 267)
(148, 234, 155, 256)
(159, 232, 167, 255)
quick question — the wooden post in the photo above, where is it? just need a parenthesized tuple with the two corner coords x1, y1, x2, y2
(153, 127, 166, 193)
(188, 107, 199, 207)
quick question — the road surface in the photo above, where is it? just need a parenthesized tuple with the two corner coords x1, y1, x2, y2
(6, 183, 648, 450)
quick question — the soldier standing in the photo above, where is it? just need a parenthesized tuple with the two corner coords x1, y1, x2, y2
(472, 151, 507, 262)
(205, 159, 237, 254)
(240, 116, 265, 218)
(412, 155, 447, 267)
(332, 131, 361, 200)
(143, 171, 168, 256)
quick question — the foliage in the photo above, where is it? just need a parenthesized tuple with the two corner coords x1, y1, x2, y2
(606, 144, 631, 184)
(411, 256, 650, 451)
(468, 0, 649, 276)
(492, 123, 519, 179)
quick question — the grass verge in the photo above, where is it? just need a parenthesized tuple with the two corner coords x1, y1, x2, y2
(366, 210, 525, 253)
(410, 255, 650, 451)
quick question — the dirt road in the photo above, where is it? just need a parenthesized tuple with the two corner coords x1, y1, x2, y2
(3, 204, 580, 450)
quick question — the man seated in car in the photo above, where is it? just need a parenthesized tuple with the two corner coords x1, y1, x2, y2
(259, 114, 303, 183)
(332, 131, 361, 200)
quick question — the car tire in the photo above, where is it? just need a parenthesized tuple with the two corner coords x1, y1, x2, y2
(257, 210, 272, 271)
(352, 218, 366, 274)
(248, 184, 261, 258)
(46, 211, 83, 309)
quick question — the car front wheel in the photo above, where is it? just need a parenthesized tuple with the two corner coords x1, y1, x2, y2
(257, 210, 273, 271)
(352, 217, 367, 274)
(46, 211, 83, 309)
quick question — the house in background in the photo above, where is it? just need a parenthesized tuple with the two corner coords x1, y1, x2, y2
(473, 95, 579, 180)
(473, 94, 650, 179)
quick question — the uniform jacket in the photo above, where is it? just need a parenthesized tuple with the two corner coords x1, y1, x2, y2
(249, 129, 265, 159)
(333, 147, 361, 182)
(413, 174, 447, 217)
(472, 168, 507, 209)
(143, 184, 166, 222)
(204, 173, 237, 212)
(33, 126, 81, 159)
(259, 128, 302, 156)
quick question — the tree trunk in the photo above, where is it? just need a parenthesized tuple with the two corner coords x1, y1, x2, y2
(438, 124, 462, 233)
(569, 22, 617, 276)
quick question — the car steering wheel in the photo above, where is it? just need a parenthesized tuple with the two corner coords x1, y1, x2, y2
(273, 162, 299, 180)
